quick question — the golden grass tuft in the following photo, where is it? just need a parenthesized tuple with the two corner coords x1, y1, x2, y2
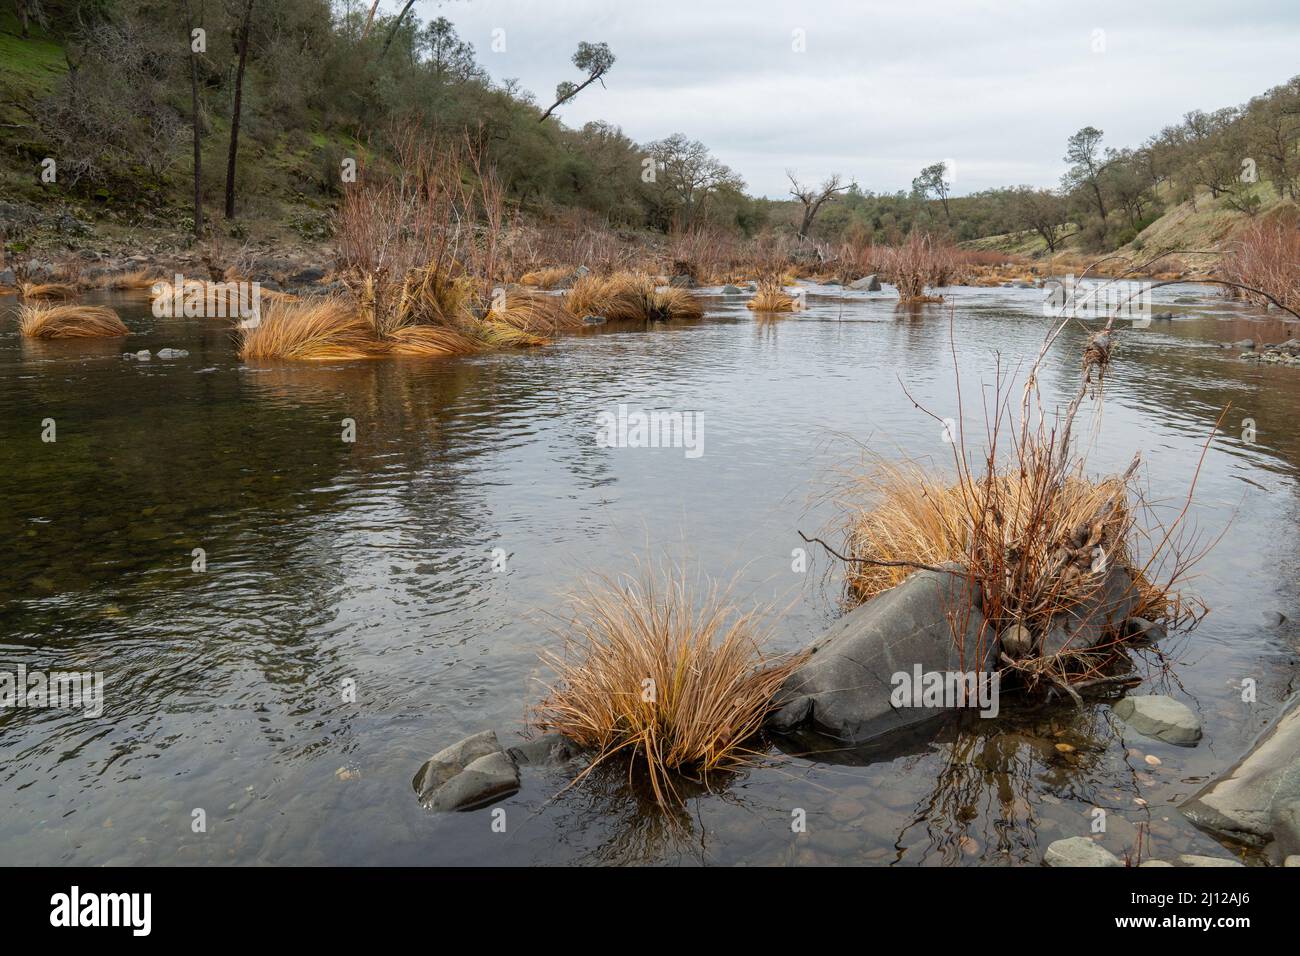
(841, 461, 1136, 619)
(565, 272, 704, 322)
(18, 282, 78, 301)
(238, 297, 383, 361)
(387, 323, 482, 357)
(746, 277, 798, 313)
(96, 268, 159, 291)
(489, 288, 583, 335)
(519, 266, 574, 289)
(532, 567, 801, 807)
(18, 303, 128, 339)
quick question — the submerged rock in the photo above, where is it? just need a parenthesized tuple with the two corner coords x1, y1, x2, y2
(721, 284, 744, 295)
(1181, 703, 1300, 851)
(769, 566, 994, 745)
(412, 729, 520, 811)
(156, 348, 189, 360)
(581, 314, 605, 325)
(1178, 854, 1243, 867)
(1044, 836, 1122, 867)
(1115, 695, 1202, 746)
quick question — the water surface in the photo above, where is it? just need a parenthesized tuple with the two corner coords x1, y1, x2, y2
(1, 282, 1297, 865)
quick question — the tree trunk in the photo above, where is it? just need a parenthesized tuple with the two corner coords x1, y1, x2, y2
(185, 1, 204, 237)
(224, 0, 255, 220)
(17, 0, 29, 38)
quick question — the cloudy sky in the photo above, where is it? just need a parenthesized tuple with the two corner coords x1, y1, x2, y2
(403, 0, 1300, 198)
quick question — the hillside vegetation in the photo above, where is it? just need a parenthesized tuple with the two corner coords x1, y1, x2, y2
(0, 2, 1296, 267)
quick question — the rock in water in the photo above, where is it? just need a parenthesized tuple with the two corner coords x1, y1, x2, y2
(1114, 695, 1202, 745)
(1039, 566, 1139, 657)
(428, 752, 520, 812)
(1044, 837, 1122, 867)
(412, 729, 520, 811)
(507, 733, 583, 767)
(1177, 854, 1244, 867)
(769, 566, 994, 745)
(1181, 703, 1300, 850)
(848, 274, 881, 291)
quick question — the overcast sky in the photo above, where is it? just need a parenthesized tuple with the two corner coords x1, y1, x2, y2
(402, 0, 1300, 198)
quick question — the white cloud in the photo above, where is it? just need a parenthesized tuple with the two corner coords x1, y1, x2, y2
(409, 0, 1300, 197)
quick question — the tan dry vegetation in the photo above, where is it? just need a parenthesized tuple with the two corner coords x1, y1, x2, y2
(532, 566, 801, 807)
(238, 297, 382, 361)
(18, 303, 128, 338)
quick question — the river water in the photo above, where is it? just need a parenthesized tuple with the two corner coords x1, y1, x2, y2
(1, 281, 1297, 865)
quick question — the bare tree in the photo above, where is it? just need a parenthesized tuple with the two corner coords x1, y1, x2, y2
(1012, 187, 1072, 253)
(787, 170, 852, 240)
(646, 133, 743, 229)
(224, 0, 255, 219)
(539, 42, 615, 122)
(184, 0, 205, 237)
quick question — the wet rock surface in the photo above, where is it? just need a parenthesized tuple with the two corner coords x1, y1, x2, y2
(769, 567, 994, 745)
(412, 730, 519, 811)
(1043, 836, 1122, 867)
(1181, 703, 1300, 853)
(1115, 695, 1202, 746)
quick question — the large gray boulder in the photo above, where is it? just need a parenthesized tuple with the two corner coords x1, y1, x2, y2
(412, 730, 520, 811)
(1181, 703, 1300, 850)
(769, 567, 995, 745)
(1044, 836, 1122, 867)
(1115, 695, 1202, 746)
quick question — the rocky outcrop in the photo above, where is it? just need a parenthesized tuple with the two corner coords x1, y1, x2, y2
(769, 567, 996, 745)
(1181, 702, 1300, 855)
(1115, 694, 1202, 746)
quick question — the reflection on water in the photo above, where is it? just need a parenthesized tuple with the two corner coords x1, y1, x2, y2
(0, 283, 1297, 865)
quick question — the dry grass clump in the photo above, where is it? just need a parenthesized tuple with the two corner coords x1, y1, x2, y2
(816, 294, 1211, 696)
(519, 266, 574, 289)
(96, 268, 158, 291)
(387, 323, 480, 357)
(841, 461, 1159, 626)
(565, 272, 703, 322)
(491, 288, 583, 335)
(18, 282, 78, 300)
(238, 297, 383, 361)
(18, 303, 128, 338)
(532, 567, 801, 806)
(746, 276, 799, 313)
(1219, 213, 1300, 312)
(874, 232, 957, 302)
